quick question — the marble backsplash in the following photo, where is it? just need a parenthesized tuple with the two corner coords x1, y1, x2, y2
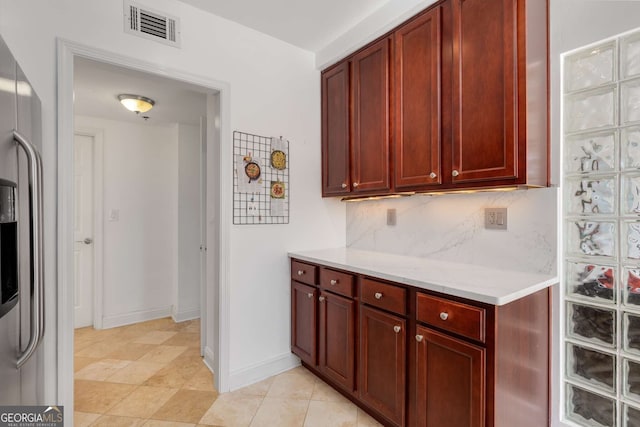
(346, 187, 558, 275)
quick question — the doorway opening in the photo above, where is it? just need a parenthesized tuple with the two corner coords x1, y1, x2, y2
(57, 40, 232, 415)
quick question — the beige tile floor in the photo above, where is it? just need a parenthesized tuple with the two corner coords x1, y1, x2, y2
(74, 317, 382, 427)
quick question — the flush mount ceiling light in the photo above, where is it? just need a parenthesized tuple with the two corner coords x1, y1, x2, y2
(117, 94, 155, 113)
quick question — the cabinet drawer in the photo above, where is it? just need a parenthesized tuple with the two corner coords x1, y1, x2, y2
(320, 268, 355, 297)
(416, 293, 485, 343)
(360, 278, 406, 315)
(291, 260, 318, 286)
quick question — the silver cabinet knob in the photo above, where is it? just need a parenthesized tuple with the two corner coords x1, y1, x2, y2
(452, 170, 460, 177)
(307, 293, 314, 299)
(440, 312, 449, 321)
(353, 182, 359, 188)
(429, 172, 437, 179)
(83, 237, 93, 245)
(297, 270, 304, 276)
(341, 183, 347, 189)
(330, 279, 338, 285)
(319, 296, 326, 302)
(415, 335, 424, 342)
(374, 292, 383, 300)
(393, 325, 401, 333)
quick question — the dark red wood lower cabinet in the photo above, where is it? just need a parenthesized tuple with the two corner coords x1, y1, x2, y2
(291, 281, 317, 366)
(291, 259, 550, 427)
(359, 305, 406, 426)
(415, 325, 485, 427)
(319, 291, 356, 391)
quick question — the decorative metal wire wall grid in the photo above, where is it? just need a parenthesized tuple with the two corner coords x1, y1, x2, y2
(233, 131, 289, 224)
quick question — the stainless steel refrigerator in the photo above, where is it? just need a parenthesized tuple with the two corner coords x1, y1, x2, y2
(0, 34, 45, 405)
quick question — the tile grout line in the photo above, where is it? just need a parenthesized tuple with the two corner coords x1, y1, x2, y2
(74, 318, 210, 426)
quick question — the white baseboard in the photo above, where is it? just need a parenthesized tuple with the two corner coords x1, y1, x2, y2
(101, 306, 172, 329)
(228, 352, 301, 391)
(171, 306, 201, 323)
(203, 346, 215, 373)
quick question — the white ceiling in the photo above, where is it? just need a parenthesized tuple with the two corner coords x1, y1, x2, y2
(73, 57, 210, 126)
(178, 0, 392, 52)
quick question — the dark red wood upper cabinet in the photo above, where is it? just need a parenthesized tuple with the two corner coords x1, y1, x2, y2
(394, 7, 442, 190)
(320, 0, 548, 197)
(291, 281, 318, 366)
(322, 62, 351, 196)
(318, 291, 356, 391)
(351, 38, 391, 194)
(449, 0, 517, 183)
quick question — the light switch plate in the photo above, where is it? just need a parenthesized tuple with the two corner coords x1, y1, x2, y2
(485, 208, 507, 230)
(387, 208, 397, 226)
(108, 209, 120, 222)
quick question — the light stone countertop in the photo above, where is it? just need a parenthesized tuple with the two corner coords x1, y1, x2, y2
(288, 247, 558, 306)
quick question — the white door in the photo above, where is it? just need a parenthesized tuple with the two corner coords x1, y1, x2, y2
(74, 133, 95, 328)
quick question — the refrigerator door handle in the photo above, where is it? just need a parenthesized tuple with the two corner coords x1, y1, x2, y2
(13, 130, 45, 369)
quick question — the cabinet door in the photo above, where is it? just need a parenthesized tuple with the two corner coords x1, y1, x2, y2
(291, 282, 317, 366)
(322, 62, 351, 196)
(415, 325, 485, 427)
(351, 38, 391, 193)
(450, 0, 518, 183)
(319, 291, 356, 391)
(359, 305, 406, 426)
(394, 7, 442, 190)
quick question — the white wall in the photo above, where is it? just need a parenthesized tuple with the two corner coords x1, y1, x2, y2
(316, 0, 438, 68)
(347, 187, 558, 275)
(75, 115, 179, 327)
(176, 123, 201, 321)
(0, 0, 345, 401)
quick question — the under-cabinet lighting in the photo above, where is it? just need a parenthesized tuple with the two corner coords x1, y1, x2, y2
(340, 185, 544, 202)
(418, 185, 537, 196)
(341, 193, 414, 202)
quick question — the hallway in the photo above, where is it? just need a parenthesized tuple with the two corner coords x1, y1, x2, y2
(74, 318, 216, 426)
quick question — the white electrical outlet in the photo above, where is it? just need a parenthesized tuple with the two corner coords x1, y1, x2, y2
(247, 201, 258, 216)
(485, 208, 507, 230)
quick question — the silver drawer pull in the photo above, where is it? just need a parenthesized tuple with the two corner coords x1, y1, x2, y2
(330, 279, 338, 285)
(307, 293, 313, 299)
(374, 292, 383, 300)
(415, 335, 424, 343)
(319, 296, 326, 302)
(429, 172, 437, 179)
(297, 270, 305, 276)
(440, 312, 449, 321)
(393, 325, 401, 333)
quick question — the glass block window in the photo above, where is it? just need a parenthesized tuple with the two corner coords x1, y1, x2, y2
(563, 28, 640, 427)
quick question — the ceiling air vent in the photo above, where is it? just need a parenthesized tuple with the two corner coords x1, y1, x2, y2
(124, 0, 181, 48)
